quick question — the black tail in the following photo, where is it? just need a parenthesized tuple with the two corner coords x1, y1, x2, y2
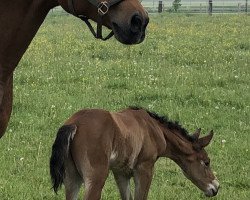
(49, 124, 77, 193)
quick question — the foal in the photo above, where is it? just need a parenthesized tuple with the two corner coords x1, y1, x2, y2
(50, 107, 219, 200)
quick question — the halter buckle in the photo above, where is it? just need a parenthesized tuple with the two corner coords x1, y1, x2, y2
(97, 1, 109, 15)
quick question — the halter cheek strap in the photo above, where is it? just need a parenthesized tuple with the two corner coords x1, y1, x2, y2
(67, 0, 122, 41)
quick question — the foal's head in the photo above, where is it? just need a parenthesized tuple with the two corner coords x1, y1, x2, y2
(167, 129, 219, 197)
(58, 0, 149, 44)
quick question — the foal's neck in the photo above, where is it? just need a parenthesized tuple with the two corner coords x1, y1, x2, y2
(161, 128, 193, 160)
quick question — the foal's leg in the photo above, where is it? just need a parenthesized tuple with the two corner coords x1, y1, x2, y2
(83, 167, 109, 200)
(0, 74, 13, 138)
(113, 172, 133, 200)
(133, 162, 154, 200)
(74, 151, 110, 200)
(64, 154, 83, 200)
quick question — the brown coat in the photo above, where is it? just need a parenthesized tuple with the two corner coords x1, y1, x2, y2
(50, 107, 219, 200)
(0, 0, 148, 138)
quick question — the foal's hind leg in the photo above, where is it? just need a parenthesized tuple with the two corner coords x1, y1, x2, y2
(113, 172, 133, 200)
(64, 154, 83, 200)
(74, 152, 109, 200)
(83, 165, 109, 200)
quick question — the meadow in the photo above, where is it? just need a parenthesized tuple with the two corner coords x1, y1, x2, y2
(0, 13, 249, 199)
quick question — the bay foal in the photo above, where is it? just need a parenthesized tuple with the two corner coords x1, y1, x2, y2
(50, 107, 219, 200)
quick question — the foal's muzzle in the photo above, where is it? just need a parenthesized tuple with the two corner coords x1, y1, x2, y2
(205, 180, 220, 197)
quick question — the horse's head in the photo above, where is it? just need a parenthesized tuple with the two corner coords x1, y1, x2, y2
(57, 0, 149, 44)
(167, 129, 219, 197)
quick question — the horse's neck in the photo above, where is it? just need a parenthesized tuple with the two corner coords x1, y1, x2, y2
(0, 0, 58, 77)
(162, 129, 193, 161)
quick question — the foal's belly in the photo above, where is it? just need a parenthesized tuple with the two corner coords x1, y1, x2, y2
(109, 151, 135, 177)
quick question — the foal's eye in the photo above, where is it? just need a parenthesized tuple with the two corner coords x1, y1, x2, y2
(200, 160, 210, 167)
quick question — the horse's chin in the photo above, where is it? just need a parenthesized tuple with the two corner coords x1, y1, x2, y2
(112, 22, 145, 45)
(204, 180, 219, 197)
(204, 188, 218, 197)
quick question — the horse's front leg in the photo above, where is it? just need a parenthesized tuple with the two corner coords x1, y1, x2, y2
(0, 82, 3, 105)
(0, 74, 13, 138)
(133, 161, 154, 200)
(113, 171, 133, 200)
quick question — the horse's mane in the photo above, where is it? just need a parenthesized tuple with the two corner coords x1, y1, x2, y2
(129, 106, 194, 142)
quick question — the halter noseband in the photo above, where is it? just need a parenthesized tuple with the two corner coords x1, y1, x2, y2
(68, 0, 122, 41)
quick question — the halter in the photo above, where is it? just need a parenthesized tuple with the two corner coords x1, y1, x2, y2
(68, 0, 123, 41)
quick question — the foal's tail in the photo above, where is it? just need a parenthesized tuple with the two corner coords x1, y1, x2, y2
(49, 124, 77, 193)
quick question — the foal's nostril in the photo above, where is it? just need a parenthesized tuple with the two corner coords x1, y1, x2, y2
(130, 14, 143, 33)
(212, 188, 218, 196)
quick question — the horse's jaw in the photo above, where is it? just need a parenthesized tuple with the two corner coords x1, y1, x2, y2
(111, 22, 146, 45)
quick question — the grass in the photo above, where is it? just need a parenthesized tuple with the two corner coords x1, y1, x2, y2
(0, 13, 249, 199)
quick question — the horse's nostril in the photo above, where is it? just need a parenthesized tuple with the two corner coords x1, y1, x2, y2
(130, 14, 143, 33)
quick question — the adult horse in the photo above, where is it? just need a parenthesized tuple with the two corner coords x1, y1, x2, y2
(0, 0, 149, 138)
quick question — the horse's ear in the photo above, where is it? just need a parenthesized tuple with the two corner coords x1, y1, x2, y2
(198, 130, 214, 148)
(192, 128, 201, 141)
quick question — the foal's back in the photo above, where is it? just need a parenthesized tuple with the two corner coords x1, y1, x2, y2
(65, 108, 149, 158)
(65, 108, 149, 140)
(67, 108, 163, 173)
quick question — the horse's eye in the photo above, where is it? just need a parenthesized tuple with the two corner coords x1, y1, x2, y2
(200, 160, 210, 167)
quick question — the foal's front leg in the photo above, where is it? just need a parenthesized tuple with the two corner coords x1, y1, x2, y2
(133, 162, 154, 200)
(113, 171, 133, 200)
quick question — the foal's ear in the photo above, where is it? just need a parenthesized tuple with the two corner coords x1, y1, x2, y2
(198, 130, 214, 148)
(192, 128, 201, 141)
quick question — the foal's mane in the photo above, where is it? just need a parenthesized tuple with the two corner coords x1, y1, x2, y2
(130, 106, 195, 142)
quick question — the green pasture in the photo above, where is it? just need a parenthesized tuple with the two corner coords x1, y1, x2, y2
(0, 13, 249, 199)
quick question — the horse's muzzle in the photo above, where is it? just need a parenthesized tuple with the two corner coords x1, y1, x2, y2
(112, 13, 149, 45)
(205, 180, 220, 197)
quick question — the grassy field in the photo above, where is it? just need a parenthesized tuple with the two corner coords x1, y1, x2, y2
(0, 13, 249, 199)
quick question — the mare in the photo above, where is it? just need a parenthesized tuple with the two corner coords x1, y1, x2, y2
(0, 0, 149, 138)
(50, 107, 219, 200)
